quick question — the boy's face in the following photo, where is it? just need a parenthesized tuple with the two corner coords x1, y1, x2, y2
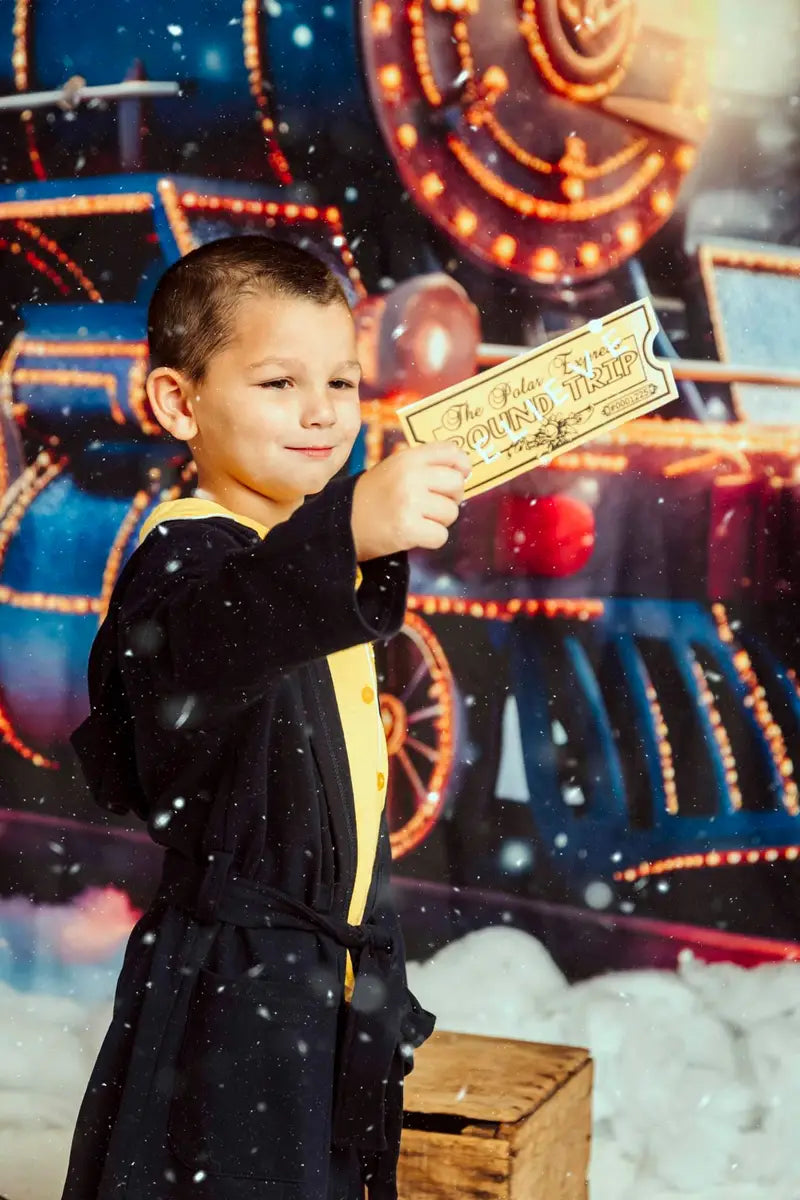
(190, 290, 362, 508)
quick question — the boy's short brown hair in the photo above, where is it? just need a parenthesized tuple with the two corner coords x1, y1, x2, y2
(147, 235, 350, 382)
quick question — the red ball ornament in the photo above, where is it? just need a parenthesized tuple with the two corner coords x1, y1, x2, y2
(498, 493, 596, 577)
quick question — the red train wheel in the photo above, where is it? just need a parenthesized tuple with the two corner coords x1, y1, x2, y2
(377, 611, 458, 858)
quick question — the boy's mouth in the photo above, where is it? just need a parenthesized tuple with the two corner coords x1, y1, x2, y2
(286, 446, 335, 459)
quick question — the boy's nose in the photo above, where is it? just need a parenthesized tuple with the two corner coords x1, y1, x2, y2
(301, 391, 337, 426)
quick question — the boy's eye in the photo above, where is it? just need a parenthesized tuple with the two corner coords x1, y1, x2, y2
(258, 378, 292, 389)
(330, 379, 358, 390)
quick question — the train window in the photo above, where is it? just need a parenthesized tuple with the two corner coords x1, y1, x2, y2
(699, 241, 800, 424)
(0, 211, 165, 319)
(691, 641, 787, 814)
(740, 635, 800, 754)
(533, 630, 599, 821)
(635, 637, 719, 818)
(580, 631, 655, 832)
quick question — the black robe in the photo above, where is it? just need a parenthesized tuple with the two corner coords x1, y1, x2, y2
(60, 472, 435, 1200)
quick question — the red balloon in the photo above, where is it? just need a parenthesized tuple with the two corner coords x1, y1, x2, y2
(498, 493, 596, 577)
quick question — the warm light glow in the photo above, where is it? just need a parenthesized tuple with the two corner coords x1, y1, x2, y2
(651, 188, 674, 216)
(423, 324, 450, 371)
(386, 612, 456, 859)
(448, 135, 665, 223)
(379, 63, 403, 93)
(453, 207, 478, 236)
(13, 367, 124, 424)
(674, 144, 696, 172)
(615, 845, 800, 882)
(241, 0, 293, 182)
(689, 659, 742, 810)
(17, 339, 146, 358)
(370, 1, 392, 35)
(407, 2, 442, 107)
(99, 491, 152, 620)
(482, 65, 509, 95)
(531, 246, 560, 273)
(421, 172, 445, 200)
(158, 178, 195, 255)
(0, 193, 153, 221)
(519, 0, 635, 102)
(175, 193, 363, 294)
(0, 236, 69, 294)
(14, 220, 101, 300)
(12, 0, 46, 180)
(561, 177, 585, 201)
(406, 594, 604, 621)
(711, 604, 798, 815)
(492, 233, 517, 263)
(559, 135, 649, 181)
(363, 0, 704, 287)
(578, 241, 601, 268)
(617, 219, 641, 248)
(396, 123, 418, 149)
(643, 684, 678, 814)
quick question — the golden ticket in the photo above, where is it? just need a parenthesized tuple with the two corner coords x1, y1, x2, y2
(397, 297, 678, 498)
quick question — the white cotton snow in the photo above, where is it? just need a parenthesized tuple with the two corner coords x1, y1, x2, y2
(407, 927, 800, 1199)
(1, 915, 800, 1198)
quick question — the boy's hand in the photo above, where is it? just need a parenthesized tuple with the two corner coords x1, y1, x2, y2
(352, 443, 472, 560)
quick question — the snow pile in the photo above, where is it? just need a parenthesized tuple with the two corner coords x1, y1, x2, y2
(0, 981, 113, 1200)
(408, 927, 800, 1200)
(1, 919, 800, 1199)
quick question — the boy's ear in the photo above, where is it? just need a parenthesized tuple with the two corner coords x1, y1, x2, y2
(146, 367, 198, 442)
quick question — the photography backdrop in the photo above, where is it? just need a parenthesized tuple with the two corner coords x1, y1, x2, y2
(1, 2, 800, 1198)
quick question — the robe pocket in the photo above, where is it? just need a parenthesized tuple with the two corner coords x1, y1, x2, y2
(167, 967, 339, 1181)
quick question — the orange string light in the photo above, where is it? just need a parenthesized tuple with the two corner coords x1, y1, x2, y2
(241, 0, 294, 183)
(0, 236, 70, 294)
(179, 191, 365, 294)
(127, 358, 161, 437)
(12, 367, 126, 425)
(519, 0, 637, 103)
(0, 452, 68, 768)
(11, 0, 45, 180)
(157, 178, 195, 255)
(712, 603, 798, 816)
(558, 134, 650, 182)
(387, 610, 455, 858)
(371, 1, 393, 35)
(615, 844, 800, 883)
(688, 657, 742, 810)
(407, 4, 442, 106)
(406, 594, 604, 621)
(14, 220, 102, 300)
(642, 679, 678, 815)
(447, 135, 666, 223)
(98, 490, 152, 622)
(0, 193, 154, 221)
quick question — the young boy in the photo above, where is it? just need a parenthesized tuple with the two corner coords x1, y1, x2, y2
(61, 235, 470, 1200)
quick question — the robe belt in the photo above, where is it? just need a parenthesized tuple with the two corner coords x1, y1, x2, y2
(157, 847, 406, 1154)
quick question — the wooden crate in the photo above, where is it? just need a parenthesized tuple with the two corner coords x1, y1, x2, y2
(399, 1030, 592, 1200)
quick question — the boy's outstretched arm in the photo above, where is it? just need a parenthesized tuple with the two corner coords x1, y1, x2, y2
(118, 444, 469, 715)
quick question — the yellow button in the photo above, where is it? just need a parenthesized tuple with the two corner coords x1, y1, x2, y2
(362, 685, 375, 704)
(377, 771, 386, 790)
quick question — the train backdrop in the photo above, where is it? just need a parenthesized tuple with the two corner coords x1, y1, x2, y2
(1, 0, 800, 991)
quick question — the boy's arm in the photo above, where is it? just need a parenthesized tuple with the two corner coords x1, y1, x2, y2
(119, 473, 407, 716)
